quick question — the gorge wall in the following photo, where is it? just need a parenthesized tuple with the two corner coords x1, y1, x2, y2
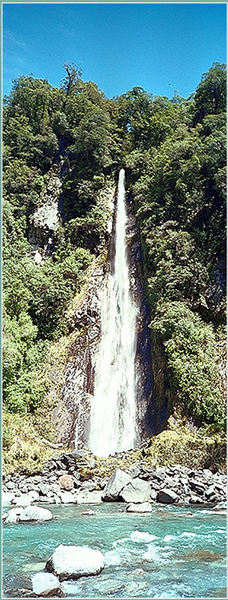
(52, 175, 157, 453)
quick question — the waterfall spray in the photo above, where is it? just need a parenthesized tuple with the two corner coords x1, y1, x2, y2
(88, 169, 138, 457)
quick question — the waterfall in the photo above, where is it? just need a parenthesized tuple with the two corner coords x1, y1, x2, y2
(88, 169, 138, 457)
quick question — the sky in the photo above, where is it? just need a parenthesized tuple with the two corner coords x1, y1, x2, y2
(3, 3, 227, 100)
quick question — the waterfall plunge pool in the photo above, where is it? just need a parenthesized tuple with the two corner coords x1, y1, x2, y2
(3, 503, 226, 598)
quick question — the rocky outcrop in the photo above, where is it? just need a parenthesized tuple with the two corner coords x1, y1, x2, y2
(52, 263, 106, 448)
(28, 168, 62, 263)
(46, 545, 105, 580)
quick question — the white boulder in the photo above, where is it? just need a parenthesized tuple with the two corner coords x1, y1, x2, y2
(12, 494, 33, 507)
(2, 492, 15, 507)
(32, 572, 60, 596)
(5, 507, 23, 523)
(60, 492, 76, 504)
(46, 544, 105, 580)
(126, 502, 152, 513)
(121, 478, 151, 503)
(19, 506, 53, 521)
(28, 490, 40, 502)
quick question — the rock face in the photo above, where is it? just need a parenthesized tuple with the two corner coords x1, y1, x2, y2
(126, 502, 152, 513)
(121, 478, 151, 503)
(32, 572, 61, 596)
(46, 545, 105, 580)
(28, 169, 62, 261)
(102, 469, 132, 501)
(52, 264, 106, 448)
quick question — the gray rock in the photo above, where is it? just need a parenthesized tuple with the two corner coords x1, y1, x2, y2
(157, 489, 178, 504)
(189, 495, 205, 504)
(121, 478, 151, 503)
(126, 502, 152, 513)
(46, 544, 105, 580)
(39, 483, 50, 496)
(39, 496, 55, 503)
(19, 506, 53, 521)
(102, 469, 132, 501)
(127, 467, 141, 479)
(205, 485, 216, 498)
(32, 572, 60, 596)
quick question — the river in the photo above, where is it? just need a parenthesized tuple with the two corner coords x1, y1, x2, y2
(3, 503, 226, 598)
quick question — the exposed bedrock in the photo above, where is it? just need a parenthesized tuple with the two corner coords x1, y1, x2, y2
(52, 263, 106, 448)
(52, 185, 157, 453)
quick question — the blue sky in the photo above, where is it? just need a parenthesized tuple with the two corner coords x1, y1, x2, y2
(3, 3, 227, 99)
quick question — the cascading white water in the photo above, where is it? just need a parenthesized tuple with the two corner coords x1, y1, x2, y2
(88, 169, 138, 457)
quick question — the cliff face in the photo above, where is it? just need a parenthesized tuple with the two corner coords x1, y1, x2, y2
(52, 184, 157, 452)
(52, 262, 106, 448)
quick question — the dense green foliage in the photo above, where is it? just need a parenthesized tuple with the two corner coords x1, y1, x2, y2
(3, 62, 226, 438)
(124, 63, 226, 429)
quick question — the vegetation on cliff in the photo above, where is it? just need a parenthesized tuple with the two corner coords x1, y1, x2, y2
(3, 62, 226, 471)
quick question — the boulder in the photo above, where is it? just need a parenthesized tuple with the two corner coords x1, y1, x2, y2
(46, 544, 105, 580)
(189, 495, 204, 504)
(121, 478, 151, 503)
(102, 469, 132, 501)
(81, 510, 95, 516)
(39, 483, 50, 496)
(76, 491, 102, 504)
(19, 506, 53, 521)
(58, 475, 74, 491)
(2, 492, 15, 507)
(32, 572, 61, 596)
(126, 502, 152, 513)
(5, 507, 23, 523)
(157, 489, 178, 504)
(12, 494, 33, 507)
(28, 491, 40, 502)
(60, 492, 76, 504)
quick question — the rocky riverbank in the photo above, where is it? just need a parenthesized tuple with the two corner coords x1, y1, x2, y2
(3, 449, 227, 513)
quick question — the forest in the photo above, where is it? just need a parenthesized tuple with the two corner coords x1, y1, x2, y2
(3, 62, 226, 472)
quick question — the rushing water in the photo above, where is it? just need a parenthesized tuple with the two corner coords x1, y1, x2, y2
(3, 503, 226, 598)
(89, 169, 138, 457)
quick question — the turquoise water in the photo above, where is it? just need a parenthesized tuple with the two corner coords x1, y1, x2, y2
(3, 503, 226, 598)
